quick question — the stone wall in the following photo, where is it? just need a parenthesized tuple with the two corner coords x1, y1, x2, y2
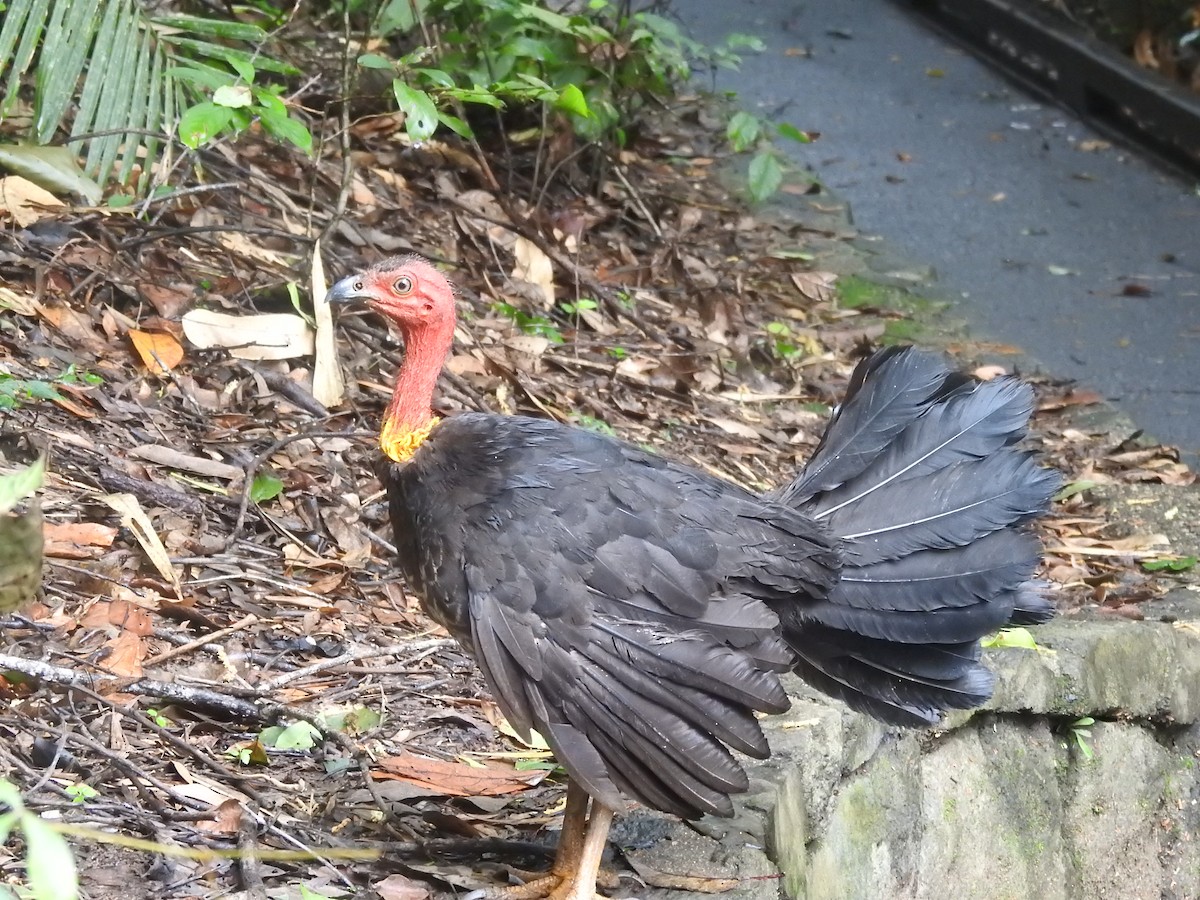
(767, 593, 1200, 900)
(621, 592, 1200, 900)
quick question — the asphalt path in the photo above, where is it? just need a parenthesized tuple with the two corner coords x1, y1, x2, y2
(680, 0, 1200, 464)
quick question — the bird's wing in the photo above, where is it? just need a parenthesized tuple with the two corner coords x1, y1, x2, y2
(425, 424, 836, 819)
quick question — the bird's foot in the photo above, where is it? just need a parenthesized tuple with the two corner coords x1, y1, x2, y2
(468, 866, 620, 900)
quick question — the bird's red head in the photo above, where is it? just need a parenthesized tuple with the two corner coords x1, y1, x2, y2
(327, 255, 457, 463)
(326, 254, 455, 334)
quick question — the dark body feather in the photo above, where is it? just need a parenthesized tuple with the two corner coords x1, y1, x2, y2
(381, 348, 1058, 819)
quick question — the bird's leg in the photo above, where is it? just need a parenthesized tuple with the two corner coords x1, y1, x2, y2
(548, 800, 614, 900)
(549, 779, 590, 876)
(487, 780, 604, 900)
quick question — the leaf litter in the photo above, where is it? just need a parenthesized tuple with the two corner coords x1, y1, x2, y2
(0, 85, 1195, 900)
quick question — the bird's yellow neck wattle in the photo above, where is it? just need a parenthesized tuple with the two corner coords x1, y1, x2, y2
(380, 415, 441, 463)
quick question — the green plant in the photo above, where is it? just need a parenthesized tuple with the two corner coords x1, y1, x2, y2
(569, 413, 615, 437)
(726, 110, 812, 202)
(144, 708, 170, 728)
(259, 720, 322, 751)
(0, 0, 305, 195)
(364, 0, 761, 179)
(64, 784, 98, 805)
(1067, 716, 1095, 761)
(1142, 555, 1198, 573)
(0, 779, 79, 899)
(495, 301, 564, 343)
(174, 59, 311, 153)
(0, 367, 101, 410)
(559, 298, 597, 317)
(764, 321, 804, 362)
(250, 473, 284, 503)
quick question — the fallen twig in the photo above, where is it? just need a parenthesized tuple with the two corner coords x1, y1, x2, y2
(0, 653, 268, 720)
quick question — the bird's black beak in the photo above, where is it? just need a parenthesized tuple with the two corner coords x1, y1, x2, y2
(325, 275, 370, 306)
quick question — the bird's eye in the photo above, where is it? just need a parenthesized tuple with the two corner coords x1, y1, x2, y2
(394, 275, 414, 295)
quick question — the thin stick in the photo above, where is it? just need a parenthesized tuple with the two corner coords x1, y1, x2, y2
(143, 614, 258, 668)
(260, 639, 455, 692)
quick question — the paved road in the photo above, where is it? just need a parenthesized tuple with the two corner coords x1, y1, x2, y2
(681, 0, 1200, 464)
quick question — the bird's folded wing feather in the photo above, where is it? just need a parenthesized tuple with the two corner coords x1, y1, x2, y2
(455, 441, 835, 819)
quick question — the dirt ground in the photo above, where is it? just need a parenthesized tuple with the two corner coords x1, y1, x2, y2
(0, 94, 1195, 898)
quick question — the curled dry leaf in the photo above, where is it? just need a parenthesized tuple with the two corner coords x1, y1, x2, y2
(101, 493, 183, 597)
(129, 329, 185, 374)
(0, 176, 64, 227)
(0, 287, 39, 316)
(791, 271, 838, 304)
(373, 751, 547, 797)
(373, 874, 431, 900)
(182, 309, 314, 360)
(42, 521, 117, 559)
(127, 445, 242, 480)
(512, 236, 555, 309)
(311, 240, 345, 407)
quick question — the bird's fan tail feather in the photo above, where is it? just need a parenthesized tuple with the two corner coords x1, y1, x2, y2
(773, 347, 951, 506)
(779, 347, 1059, 725)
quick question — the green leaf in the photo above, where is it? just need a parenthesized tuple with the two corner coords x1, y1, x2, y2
(726, 110, 759, 152)
(437, 112, 473, 138)
(555, 83, 590, 118)
(151, 14, 268, 43)
(250, 473, 283, 504)
(357, 53, 394, 70)
(0, 456, 45, 515)
(213, 84, 252, 109)
(1142, 555, 1198, 573)
(178, 101, 234, 148)
(22, 814, 79, 900)
(261, 721, 321, 750)
(166, 64, 234, 92)
(775, 122, 812, 144)
(0, 145, 102, 204)
(747, 150, 782, 203)
(258, 104, 312, 153)
(415, 67, 455, 88)
(981, 627, 1039, 651)
(392, 82, 439, 142)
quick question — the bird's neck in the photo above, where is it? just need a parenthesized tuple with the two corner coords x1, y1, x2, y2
(381, 319, 453, 463)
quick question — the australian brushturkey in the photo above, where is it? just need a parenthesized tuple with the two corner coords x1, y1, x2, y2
(329, 255, 1059, 900)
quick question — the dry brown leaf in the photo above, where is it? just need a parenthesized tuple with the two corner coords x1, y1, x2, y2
(129, 329, 185, 374)
(624, 855, 738, 894)
(43, 521, 117, 559)
(311, 240, 345, 407)
(101, 493, 183, 597)
(792, 271, 838, 304)
(373, 874, 431, 900)
(373, 751, 546, 797)
(707, 417, 760, 439)
(102, 630, 145, 677)
(182, 309, 314, 360)
(137, 283, 193, 318)
(512, 236, 555, 308)
(0, 176, 64, 227)
(1039, 389, 1103, 411)
(127, 445, 242, 480)
(0, 287, 39, 316)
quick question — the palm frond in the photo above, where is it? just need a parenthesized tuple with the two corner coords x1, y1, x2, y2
(0, 0, 295, 196)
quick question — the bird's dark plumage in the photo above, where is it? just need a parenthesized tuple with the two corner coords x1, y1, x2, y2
(379, 348, 1059, 820)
